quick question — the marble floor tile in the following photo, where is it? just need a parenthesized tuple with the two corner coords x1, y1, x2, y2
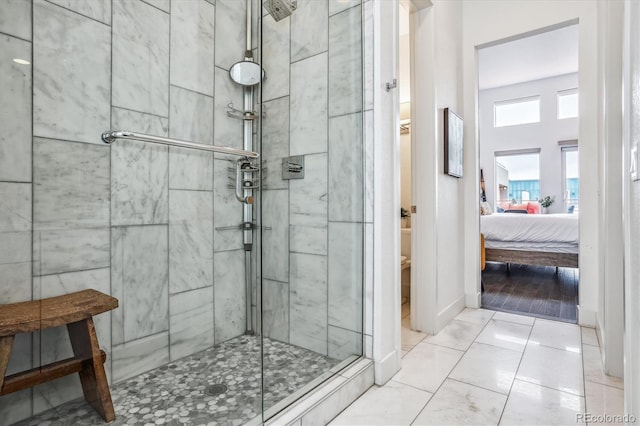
(528, 318, 582, 353)
(475, 319, 531, 352)
(492, 311, 536, 326)
(413, 379, 507, 426)
(424, 319, 485, 351)
(581, 327, 599, 346)
(402, 316, 427, 352)
(500, 380, 585, 425)
(402, 301, 410, 319)
(454, 308, 495, 325)
(393, 342, 463, 393)
(517, 344, 584, 396)
(449, 342, 521, 394)
(584, 381, 625, 424)
(330, 380, 432, 425)
(582, 344, 624, 390)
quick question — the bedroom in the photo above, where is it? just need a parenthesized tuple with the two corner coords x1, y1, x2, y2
(478, 24, 580, 323)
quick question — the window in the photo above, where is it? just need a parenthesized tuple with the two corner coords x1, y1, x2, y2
(494, 97, 540, 128)
(558, 89, 579, 119)
(562, 146, 579, 212)
(494, 150, 541, 209)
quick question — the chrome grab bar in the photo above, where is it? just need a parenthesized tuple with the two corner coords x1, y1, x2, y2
(101, 130, 259, 159)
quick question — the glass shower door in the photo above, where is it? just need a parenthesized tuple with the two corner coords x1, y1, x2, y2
(258, 0, 365, 417)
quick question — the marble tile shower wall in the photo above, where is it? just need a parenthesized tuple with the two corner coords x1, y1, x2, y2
(0, 0, 254, 423)
(260, 0, 374, 361)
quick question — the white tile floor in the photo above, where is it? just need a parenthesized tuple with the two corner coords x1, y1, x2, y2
(330, 306, 625, 425)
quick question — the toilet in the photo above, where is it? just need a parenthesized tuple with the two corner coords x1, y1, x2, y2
(401, 228, 411, 301)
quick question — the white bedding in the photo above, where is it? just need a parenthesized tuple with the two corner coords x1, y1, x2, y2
(481, 213, 579, 245)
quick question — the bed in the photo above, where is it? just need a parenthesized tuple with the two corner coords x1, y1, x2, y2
(480, 213, 579, 268)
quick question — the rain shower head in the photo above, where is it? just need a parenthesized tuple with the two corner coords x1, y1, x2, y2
(264, 0, 297, 22)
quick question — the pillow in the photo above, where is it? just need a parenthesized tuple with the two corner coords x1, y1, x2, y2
(509, 204, 528, 212)
(480, 201, 493, 215)
(526, 202, 541, 214)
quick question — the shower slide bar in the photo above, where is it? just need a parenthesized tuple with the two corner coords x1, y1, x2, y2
(101, 130, 259, 159)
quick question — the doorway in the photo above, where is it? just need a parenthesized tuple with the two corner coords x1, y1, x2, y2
(478, 24, 581, 323)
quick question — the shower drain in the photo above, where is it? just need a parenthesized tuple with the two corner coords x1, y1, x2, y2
(205, 383, 228, 396)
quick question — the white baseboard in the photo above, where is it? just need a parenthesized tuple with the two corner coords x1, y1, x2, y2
(436, 295, 466, 331)
(465, 291, 481, 309)
(374, 349, 400, 386)
(578, 306, 597, 327)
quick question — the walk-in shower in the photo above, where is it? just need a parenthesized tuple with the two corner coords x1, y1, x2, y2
(0, 0, 365, 424)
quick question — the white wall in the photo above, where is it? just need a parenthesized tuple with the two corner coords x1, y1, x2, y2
(461, 0, 600, 322)
(411, 0, 465, 333)
(479, 74, 579, 213)
(597, 0, 624, 379)
(624, 0, 640, 416)
(372, 0, 402, 385)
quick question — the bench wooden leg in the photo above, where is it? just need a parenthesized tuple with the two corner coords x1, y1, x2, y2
(67, 318, 115, 422)
(0, 335, 15, 391)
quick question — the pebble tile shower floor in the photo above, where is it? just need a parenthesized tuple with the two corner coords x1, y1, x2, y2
(15, 336, 339, 426)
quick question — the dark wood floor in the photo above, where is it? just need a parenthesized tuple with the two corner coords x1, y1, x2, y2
(481, 262, 579, 323)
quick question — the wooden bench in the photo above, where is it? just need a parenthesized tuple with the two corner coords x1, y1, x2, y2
(0, 289, 118, 422)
